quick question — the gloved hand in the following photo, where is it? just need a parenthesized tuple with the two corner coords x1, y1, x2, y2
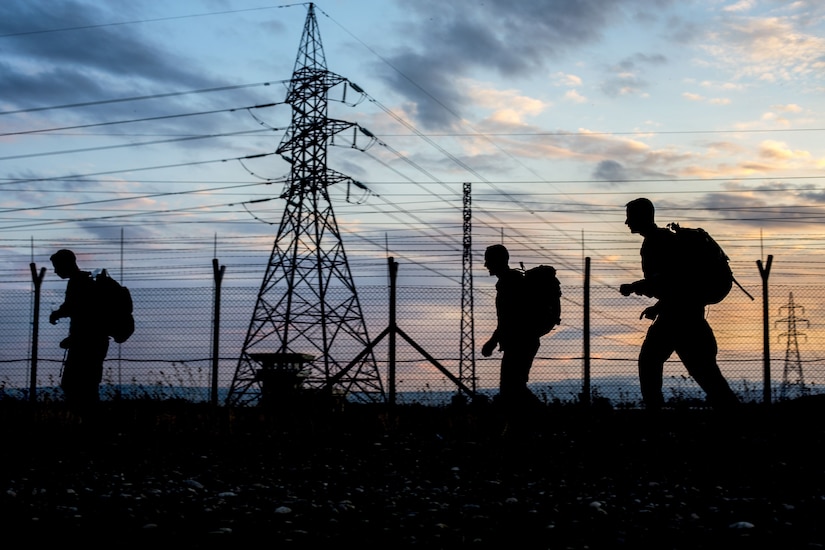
(481, 339, 497, 357)
(620, 280, 644, 296)
(640, 305, 660, 320)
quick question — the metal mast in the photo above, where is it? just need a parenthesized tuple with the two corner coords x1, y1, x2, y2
(459, 182, 476, 392)
(227, 3, 384, 405)
(777, 292, 809, 399)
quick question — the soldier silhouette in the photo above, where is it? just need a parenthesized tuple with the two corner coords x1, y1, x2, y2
(620, 198, 739, 411)
(49, 249, 109, 418)
(481, 244, 541, 410)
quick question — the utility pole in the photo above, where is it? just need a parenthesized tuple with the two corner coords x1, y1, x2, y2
(459, 182, 476, 394)
(227, 3, 384, 406)
(777, 292, 809, 400)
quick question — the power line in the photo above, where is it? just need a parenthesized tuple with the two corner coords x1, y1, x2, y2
(376, 128, 825, 137)
(0, 151, 282, 187)
(0, 4, 306, 38)
(0, 182, 266, 214)
(0, 102, 285, 138)
(0, 128, 284, 162)
(0, 195, 258, 232)
(1, 2, 823, 299)
(0, 81, 286, 116)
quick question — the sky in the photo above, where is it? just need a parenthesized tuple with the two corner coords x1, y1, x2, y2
(1, 0, 824, 394)
(0, 1, 823, 300)
(1, 0, 824, 286)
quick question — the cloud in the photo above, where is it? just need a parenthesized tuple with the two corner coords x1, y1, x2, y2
(568, 129, 824, 186)
(673, 136, 822, 180)
(554, 72, 583, 87)
(77, 220, 156, 244)
(748, 104, 818, 131)
(682, 92, 731, 105)
(600, 73, 649, 97)
(467, 82, 547, 122)
(572, 130, 692, 183)
(379, 0, 674, 129)
(564, 90, 588, 103)
(700, 13, 825, 82)
(723, 0, 755, 13)
(689, 185, 825, 230)
(772, 103, 803, 113)
(699, 81, 746, 92)
(593, 160, 628, 182)
(615, 53, 667, 71)
(599, 53, 667, 97)
(702, 141, 747, 157)
(759, 140, 811, 161)
(0, 1, 241, 116)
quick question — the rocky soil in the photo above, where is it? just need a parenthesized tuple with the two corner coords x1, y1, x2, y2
(2, 398, 825, 549)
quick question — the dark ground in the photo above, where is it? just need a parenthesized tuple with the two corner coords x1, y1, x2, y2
(2, 396, 825, 549)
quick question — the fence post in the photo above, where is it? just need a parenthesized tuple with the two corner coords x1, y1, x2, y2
(29, 263, 46, 404)
(388, 257, 398, 407)
(211, 258, 226, 407)
(582, 257, 591, 406)
(758, 255, 773, 405)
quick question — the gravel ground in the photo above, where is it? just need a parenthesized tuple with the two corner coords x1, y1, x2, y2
(2, 397, 825, 549)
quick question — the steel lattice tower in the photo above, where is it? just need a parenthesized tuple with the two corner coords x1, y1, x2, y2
(227, 3, 384, 405)
(459, 182, 476, 392)
(777, 292, 809, 399)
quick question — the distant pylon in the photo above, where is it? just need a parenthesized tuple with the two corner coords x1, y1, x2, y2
(776, 292, 809, 399)
(459, 182, 476, 393)
(227, 3, 384, 405)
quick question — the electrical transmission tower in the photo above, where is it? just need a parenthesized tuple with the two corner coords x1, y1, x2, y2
(776, 292, 809, 399)
(227, 3, 384, 406)
(459, 182, 476, 393)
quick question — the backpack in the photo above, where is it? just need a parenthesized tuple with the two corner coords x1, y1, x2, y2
(667, 223, 734, 305)
(95, 269, 135, 343)
(522, 264, 562, 336)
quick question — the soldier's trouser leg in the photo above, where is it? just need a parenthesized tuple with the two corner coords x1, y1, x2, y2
(638, 322, 673, 410)
(676, 319, 739, 410)
(61, 337, 109, 414)
(500, 339, 540, 405)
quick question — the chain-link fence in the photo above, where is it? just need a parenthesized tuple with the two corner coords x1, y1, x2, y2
(2, 279, 824, 407)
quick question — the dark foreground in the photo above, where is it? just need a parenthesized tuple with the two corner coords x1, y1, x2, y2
(2, 397, 825, 549)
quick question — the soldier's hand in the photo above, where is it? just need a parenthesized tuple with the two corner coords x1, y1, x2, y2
(49, 311, 59, 325)
(481, 340, 496, 357)
(640, 306, 659, 320)
(619, 284, 634, 296)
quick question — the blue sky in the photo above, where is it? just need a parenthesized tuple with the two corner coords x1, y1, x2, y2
(1, 0, 824, 295)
